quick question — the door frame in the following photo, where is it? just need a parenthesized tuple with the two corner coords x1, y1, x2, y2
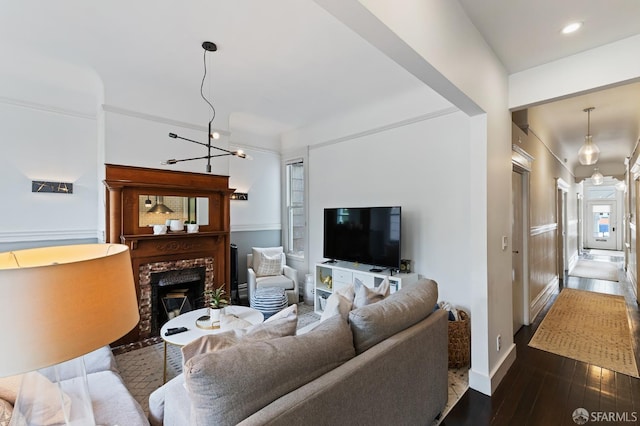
(512, 145, 532, 328)
(556, 178, 570, 282)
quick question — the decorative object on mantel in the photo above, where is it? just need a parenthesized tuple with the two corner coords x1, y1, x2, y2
(153, 224, 168, 235)
(577, 106, 600, 166)
(163, 41, 250, 173)
(31, 180, 73, 194)
(186, 221, 199, 233)
(230, 192, 249, 201)
(169, 219, 183, 232)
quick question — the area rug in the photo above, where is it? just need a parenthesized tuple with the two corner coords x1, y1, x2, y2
(568, 259, 619, 282)
(529, 288, 639, 377)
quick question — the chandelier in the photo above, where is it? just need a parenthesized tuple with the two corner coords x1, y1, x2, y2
(163, 41, 247, 173)
(577, 107, 600, 166)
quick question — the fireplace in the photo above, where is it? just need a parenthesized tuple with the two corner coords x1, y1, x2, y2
(150, 266, 205, 336)
(104, 164, 233, 345)
(139, 258, 214, 339)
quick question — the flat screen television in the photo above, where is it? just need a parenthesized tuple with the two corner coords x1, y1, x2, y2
(323, 206, 401, 271)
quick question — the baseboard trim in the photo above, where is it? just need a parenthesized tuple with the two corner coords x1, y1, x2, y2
(627, 269, 638, 300)
(530, 276, 558, 322)
(468, 342, 517, 396)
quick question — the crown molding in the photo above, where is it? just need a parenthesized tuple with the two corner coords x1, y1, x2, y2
(0, 96, 96, 120)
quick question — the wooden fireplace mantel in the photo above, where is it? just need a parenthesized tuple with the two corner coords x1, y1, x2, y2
(104, 164, 234, 344)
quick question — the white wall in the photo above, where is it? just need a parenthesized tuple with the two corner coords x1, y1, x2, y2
(0, 42, 102, 244)
(308, 111, 472, 309)
(509, 34, 640, 109)
(312, 0, 513, 395)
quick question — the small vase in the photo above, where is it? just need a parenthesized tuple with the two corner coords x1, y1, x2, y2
(186, 223, 199, 233)
(169, 219, 183, 232)
(209, 307, 223, 323)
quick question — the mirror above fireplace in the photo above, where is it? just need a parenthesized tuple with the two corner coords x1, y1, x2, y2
(138, 195, 210, 227)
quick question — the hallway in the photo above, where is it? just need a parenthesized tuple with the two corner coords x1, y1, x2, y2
(442, 250, 640, 425)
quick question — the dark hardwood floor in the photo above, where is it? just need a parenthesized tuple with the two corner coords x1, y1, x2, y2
(441, 251, 640, 426)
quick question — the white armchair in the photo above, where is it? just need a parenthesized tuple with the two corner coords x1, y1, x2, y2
(247, 247, 299, 305)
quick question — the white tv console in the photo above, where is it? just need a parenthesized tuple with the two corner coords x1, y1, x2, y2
(314, 261, 418, 313)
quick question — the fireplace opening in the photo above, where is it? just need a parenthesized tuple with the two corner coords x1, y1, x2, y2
(150, 266, 206, 336)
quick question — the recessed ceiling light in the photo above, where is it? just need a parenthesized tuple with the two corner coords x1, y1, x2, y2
(562, 22, 583, 34)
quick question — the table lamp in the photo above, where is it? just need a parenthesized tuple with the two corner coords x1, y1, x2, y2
(0, 244, 140, 426)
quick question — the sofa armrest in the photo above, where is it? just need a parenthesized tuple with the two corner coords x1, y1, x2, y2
(247, 267, 257, 300)
(282, 265, 298, 290)
(149, 374, 189, 426)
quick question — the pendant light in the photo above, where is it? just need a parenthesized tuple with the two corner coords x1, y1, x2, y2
(578, 107, 600, 165)
(591, 168, 604, 186)
(144, 196, 153, 208)
(163, 41, 248, 173)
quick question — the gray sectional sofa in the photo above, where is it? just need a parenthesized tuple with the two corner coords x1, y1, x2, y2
(149, 278, 448, 426)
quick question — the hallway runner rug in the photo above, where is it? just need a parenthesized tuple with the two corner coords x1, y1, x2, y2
(568, 259, 619, 282)
(529, 288, 639, 378)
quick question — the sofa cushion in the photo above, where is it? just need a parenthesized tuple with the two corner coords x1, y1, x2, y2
(181, 310, 297, 364)
(184, 314, 355, 426)
(85, 370, 148, 426)
(349, 278, 438, 354)
(255, 274, 295, 290)
(0, 398, 11, 426)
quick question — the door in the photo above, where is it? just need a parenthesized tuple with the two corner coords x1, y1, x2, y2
(585, 200, 617, 250)
(557, 188, 568, 282)
(512, 170, 525, 334)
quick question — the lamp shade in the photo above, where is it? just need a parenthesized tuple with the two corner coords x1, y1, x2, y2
(0, 244, 139, 377)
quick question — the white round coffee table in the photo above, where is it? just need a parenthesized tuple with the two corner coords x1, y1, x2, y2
(160, 305, 263, 382)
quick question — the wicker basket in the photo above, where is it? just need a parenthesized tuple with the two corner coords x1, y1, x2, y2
(447, 310, 470, 368)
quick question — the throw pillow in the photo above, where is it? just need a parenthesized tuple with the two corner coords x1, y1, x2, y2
(0, 398, 12, 426)
(184, 315, 356, 426)
(349, 278, 439, 354)
(319, 292, 352, 322)
(219, 314, 252, 331)
(264, 303, 297, 323)
(352, 276, 390, 309)
(256, 252, 282, 276)
(181, 309, 298, 364)
(0, 372, 71, 425)
(334, 283, 355, 302)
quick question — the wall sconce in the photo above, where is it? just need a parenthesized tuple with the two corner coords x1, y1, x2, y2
(32, 181, 73, 194)
(230, 192, 248, 201)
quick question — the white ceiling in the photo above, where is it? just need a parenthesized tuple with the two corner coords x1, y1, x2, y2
(2, 0, 640, 173)
(459, 0, 640, 174)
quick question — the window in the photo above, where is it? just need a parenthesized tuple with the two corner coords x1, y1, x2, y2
(285, 159, 305, 257)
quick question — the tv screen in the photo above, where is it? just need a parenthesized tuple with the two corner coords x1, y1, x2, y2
(323, 206, 401, 270)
